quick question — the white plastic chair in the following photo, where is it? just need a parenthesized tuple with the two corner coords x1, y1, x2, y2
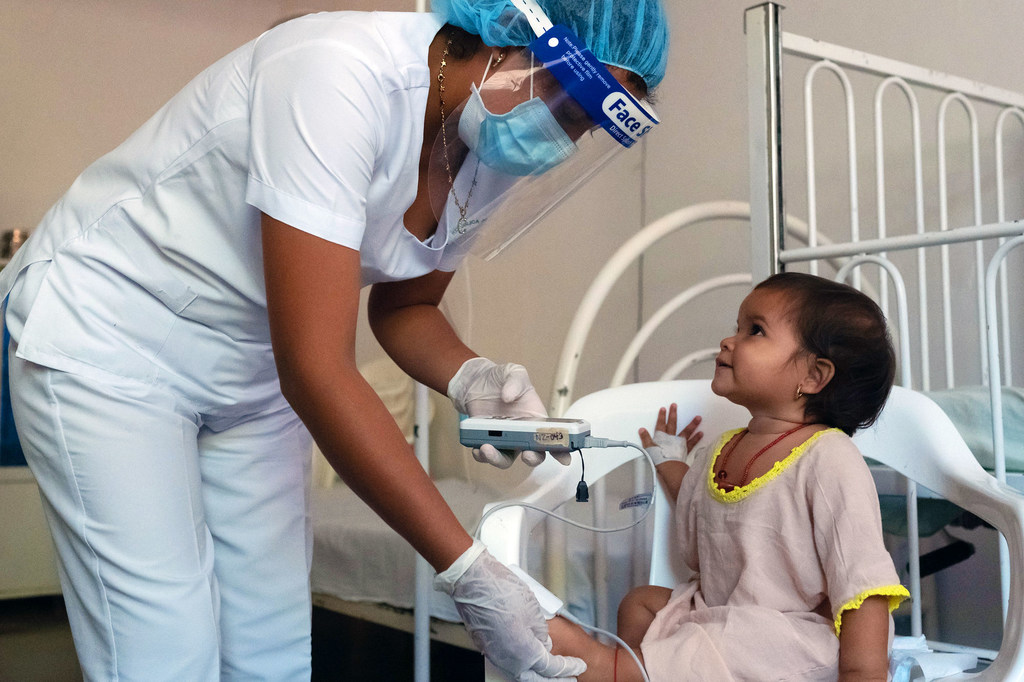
(478, 381, 1024, 680)
(479, 380, 747, 585)
(853, 385, 1024, 680)
(477, 380, 746, 680)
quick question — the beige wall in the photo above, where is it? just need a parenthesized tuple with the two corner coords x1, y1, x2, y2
(2, 1, 1023, 485)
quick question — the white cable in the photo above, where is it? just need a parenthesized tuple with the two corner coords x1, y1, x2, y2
(558, 608, 651, 682)
(473, 439, 657, 537)
(471, 438, 657, 680)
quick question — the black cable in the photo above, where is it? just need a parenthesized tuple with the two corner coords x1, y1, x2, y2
(575, 448, 589, 502)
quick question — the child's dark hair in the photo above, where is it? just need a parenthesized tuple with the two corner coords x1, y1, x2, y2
(755, 272, 896, 435)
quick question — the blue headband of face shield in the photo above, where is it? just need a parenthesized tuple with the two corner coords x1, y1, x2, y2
(527, 23, 659, 149)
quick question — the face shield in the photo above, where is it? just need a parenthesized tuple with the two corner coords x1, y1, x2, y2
(430, 3, 660, 261)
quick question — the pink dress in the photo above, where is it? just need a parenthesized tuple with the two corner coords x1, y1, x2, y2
(640, 428, 909, 681)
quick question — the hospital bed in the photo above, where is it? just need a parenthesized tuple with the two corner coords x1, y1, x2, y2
(538, 0, 1024, 668)
(308, 2, 1024, 678)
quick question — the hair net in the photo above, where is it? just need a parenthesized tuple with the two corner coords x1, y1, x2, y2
(432, 0, 670, 90)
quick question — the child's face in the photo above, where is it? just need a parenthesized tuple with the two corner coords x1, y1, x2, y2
(712, 287, 809, 416)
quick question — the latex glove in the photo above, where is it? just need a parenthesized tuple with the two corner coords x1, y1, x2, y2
(436, 540, 586, 681)
(449, 357, 570, 468)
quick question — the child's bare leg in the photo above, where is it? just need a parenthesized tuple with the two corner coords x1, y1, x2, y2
(547, 616, 647, 682)
(617, 585, 672, 649)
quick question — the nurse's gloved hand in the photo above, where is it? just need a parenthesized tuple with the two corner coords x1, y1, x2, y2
(448, 357, 571, 468)
(435, 541, 587, 681)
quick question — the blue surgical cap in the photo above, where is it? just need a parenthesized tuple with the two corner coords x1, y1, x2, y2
(432, 0, 670, 90)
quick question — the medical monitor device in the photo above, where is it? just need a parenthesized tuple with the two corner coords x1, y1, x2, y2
(459, 416, 592, 453)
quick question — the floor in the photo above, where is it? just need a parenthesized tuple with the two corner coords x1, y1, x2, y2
(312, 606, 483, 681)
(2, 595, 993, 680)
(0, 596, 81, 682)
(0, 596, 483, 681)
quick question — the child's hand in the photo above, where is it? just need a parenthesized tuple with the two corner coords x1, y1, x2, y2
(639, 403, 703, 450)
(638, 404, 703, 466)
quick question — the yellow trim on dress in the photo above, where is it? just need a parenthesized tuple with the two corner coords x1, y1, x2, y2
(706, 427, 843, 503)
(833, 585, 911, 637)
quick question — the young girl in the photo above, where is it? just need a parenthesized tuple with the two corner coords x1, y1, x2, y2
(548, 272, 910, 681)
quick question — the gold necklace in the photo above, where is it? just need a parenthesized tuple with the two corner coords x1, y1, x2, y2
(437, 37, 478, 234)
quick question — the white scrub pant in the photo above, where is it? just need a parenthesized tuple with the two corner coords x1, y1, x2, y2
(11, 354, 314, 681)
(6, 264, 314, 681)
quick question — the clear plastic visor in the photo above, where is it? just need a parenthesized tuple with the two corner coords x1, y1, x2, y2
(429, 29, 658, 261)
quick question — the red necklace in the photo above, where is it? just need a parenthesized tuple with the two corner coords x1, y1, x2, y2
(716, 424, 807, 489)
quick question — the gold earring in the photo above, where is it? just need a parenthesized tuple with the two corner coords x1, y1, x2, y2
(492, 51, 506, 67)
(795, 385, 803, 400)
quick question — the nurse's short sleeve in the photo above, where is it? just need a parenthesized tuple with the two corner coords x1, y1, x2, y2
(246, 33, 388, 249)
(808, 434, 904, 625)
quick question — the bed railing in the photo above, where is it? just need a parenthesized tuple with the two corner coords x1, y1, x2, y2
(544, 1, 1021, 660)
(550, 201, 753, 418)
(748, 2, 1024, 391)
(747, 0, 1024, 659)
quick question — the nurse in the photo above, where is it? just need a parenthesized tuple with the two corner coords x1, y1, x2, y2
(2, 0, 669, 680)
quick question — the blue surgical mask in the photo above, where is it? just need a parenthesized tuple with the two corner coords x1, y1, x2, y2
(458, 83, 577, 176)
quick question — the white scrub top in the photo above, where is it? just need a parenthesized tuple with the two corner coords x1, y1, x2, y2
(1, 11, 463, 381)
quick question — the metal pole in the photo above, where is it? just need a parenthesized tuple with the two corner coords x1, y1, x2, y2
(413, 382, 432, 682)
(745, 2, 785, 282)
(414, 10, 431, 681)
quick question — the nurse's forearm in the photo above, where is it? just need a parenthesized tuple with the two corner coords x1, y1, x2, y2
(368, 277, 476, 396)
(261, 216, 472, 572)
(287, 364, 473, 572)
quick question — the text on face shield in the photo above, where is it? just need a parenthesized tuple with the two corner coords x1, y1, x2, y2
(603, 95, 654, 142)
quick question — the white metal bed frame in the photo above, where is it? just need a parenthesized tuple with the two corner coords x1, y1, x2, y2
(748, 2, 1023, 657)
(545, 0, 1024, 665)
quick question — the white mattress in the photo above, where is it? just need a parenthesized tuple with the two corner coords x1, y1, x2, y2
(311, 475, 645, 628)
(310, 478, 502, 622)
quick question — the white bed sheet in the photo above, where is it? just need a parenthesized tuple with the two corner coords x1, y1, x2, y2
(311, 473, 640, 629)
(925, 386, 1024, 473)
(310, 478, 502, 622)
